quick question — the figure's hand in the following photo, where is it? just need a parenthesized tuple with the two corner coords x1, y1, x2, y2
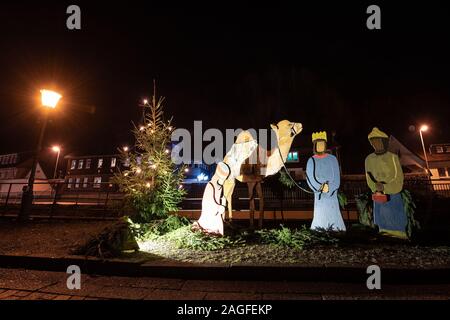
(321, 183, 329, 193)
(376, 182, 384, 192)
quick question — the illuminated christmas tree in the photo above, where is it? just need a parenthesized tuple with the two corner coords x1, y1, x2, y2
(115, 81, 186, 222)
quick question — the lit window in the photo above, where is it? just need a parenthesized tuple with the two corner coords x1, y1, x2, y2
(98, 158, 103, 168)
(436, 146, 444, 153)
(111, 157, 117, 168)
(446, 147, 450, 153)
(286, 151, 299, 163)
(86, 159, 91, 169)
(68, 178, 73, 189)
(83, 177, 88, 188)
(75, 178, 80, 188)
(438, 168, 446, 177)
(71, 160, 76, 170)
(78, 160, 84, 169)
(93, 177, 102, 188)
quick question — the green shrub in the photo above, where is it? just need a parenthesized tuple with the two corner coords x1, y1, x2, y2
(401, 189, 421, 239)
(163, 226, 245, 251)
(256, 225, 339, 250)
(129, 214, 190, 241)
(338, 191, 348, 209)
(355, 191, 375, 228)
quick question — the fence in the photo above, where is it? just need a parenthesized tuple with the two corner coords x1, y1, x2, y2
(0, 179, 449, 218)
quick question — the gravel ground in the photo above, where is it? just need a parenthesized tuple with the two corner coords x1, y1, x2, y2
(0, 220, 114, 257)
(136, 240, 450, 268)
(1, 220, 449, 268)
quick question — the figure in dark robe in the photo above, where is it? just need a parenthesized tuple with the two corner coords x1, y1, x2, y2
(365, 127, 407, 239)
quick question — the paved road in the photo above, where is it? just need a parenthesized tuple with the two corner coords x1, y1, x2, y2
(0, 267, 449, 300)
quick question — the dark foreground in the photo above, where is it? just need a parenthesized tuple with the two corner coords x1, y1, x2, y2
(1, 267, 449, 300)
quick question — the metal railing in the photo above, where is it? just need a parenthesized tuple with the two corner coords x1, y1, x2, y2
(1, 179, 449, 218)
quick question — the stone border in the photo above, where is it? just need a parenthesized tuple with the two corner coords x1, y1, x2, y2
(0, 254, 449, 284)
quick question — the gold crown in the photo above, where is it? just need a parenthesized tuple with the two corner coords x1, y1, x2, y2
(312, 131, 327, 142)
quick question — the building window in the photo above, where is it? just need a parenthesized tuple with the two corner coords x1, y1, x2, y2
(86, 159, 91, 169)
(93, 177, 102, 188)
(68, 178, 73, 189)
(436, 146, 444, 153)
(75, 178, 80, 188)
(70, 160, 76, 169)
(287, 151, 299, 163)
(98, 158, 103, 168)
(111, 157, 117, 168)
(438, 168, 447, 177)
(78, 160, 84, 169)
(83, 177, 89, 188)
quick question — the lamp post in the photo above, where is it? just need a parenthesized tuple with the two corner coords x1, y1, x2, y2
(419, 125, 430, 175)
(19, 89, 62, 221)
(52, 145, 61, 179)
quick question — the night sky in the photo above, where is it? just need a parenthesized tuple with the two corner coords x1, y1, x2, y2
(1, 1, 450, 173)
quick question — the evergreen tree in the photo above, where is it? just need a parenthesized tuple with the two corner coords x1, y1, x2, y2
(115, 84, 186, 222)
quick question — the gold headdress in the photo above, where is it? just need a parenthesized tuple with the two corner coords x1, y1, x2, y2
(312, 131, 327, 142)
(368, 127, 388, 140)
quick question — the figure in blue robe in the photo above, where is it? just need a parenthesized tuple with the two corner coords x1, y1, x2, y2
(306, 131, 346, 232)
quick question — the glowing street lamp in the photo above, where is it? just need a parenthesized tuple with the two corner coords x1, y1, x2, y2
(419, 125, 431, 175)
(20, 89, 62, 221)
(52, 145, 61, 179)
(40, 90, 62, 108)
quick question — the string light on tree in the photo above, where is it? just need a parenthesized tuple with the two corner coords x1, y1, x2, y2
(113, 79, 186, 222)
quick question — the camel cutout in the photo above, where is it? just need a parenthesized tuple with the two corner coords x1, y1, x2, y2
(193, 120, 303, 235)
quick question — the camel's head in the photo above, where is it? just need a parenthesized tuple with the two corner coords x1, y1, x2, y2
(270, 120, 303, 142)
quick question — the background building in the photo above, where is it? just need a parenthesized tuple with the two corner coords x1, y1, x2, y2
(63, 154, 122, 191)
(0, 152, 53, 202)
(428, 143, 450, 183)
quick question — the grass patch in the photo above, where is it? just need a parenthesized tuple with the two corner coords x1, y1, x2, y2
(129, 214, 190, 240)
(256, 225, 340, 250)
(161, 226, 245, 251)
(133, 216, 340, 252)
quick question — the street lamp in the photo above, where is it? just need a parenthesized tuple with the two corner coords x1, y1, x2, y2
(419, 125, 431, 175)
(19, 89, 62, 221)
(52, 145, 61, 179)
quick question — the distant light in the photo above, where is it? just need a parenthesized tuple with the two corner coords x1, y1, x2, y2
(143, 99, 148, 105)
(123, 146, 129, 152)
(184, 168, 189, 173)
(420, 125, 429, 132)
(52, 146, 61, 153)
(197, 173, 209, 181)
(40, 90, 62, 108)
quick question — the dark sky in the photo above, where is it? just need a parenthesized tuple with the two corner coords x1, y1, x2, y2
(1, 1, 450, 173)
